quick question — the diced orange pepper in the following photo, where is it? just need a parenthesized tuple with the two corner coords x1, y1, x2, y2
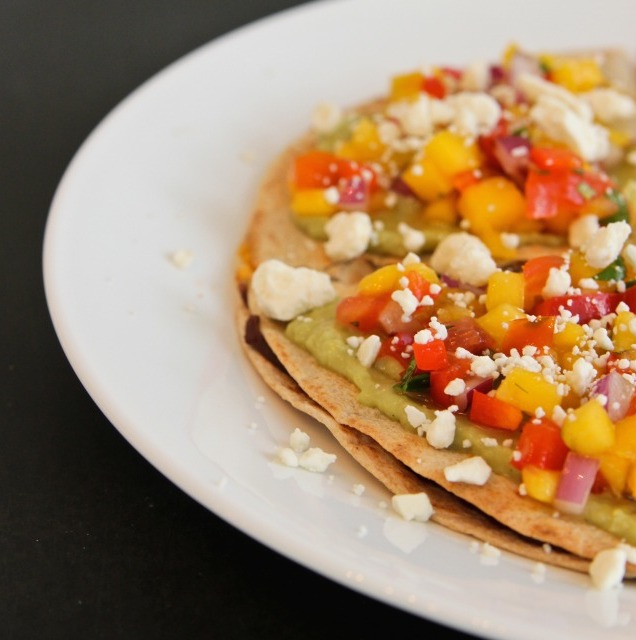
(500, 316, 555, 355)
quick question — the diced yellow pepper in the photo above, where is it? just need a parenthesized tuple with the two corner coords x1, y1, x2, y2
(521, 465, 560, 504)
(390, 71, 423, 102)
(485, 272, 525, 311)
(561, 398, 615, 457)
(425, 130, 483, 178)
(402, 156, 453, 201)
(495, 368, 562, 416)
(336, 117, 386, 163)
(476, 303, 527, 348)
(357, 262, 439, 296)
(598, 452, 630, 496)
(613, 311, 636, 352)
(290, 189, 338, 216)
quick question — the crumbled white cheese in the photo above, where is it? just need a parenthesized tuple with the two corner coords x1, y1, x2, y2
(426, 409, 456, 449)
(324, 211, 373, 261)
(356, 334, 381, 368)
(589, 547, 627, 590)
(516, 72, 592, 120)
(479, 542, 501, 566)
(470, 355, 498, 378)
(444, 377, 466, 396)
(583, 88, 636, 123)
(311, 101, 342, 132)
(447, 91, 502, 136)
(298, 447, 337, 473)
(352, 483, 366, 496)
(278, 447, 299, 467)
(250, 259, 336, 321)
(460, 61, 490, 92)
(289, 428, 311, 453)
(405, 404, 428, 429)
(624, 244, 636, 271)
(397, 222, 426, 252)
(444, 456, 491, 485)
(391, 492, 434, 522)
(391, 287, 420, 320)
(530, 95, 609, 162)
(170, 249, 194, 269)
(582, 221, 631, 269)
(430, 232, 497, 286)
(564, 357, 597, 396)
(569, 214, 600, 249)
(542, 266, 571, 298)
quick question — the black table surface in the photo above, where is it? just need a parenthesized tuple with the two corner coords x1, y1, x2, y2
(2, 2, 482, 638)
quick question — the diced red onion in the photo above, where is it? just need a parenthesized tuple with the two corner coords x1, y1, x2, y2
(493, 136, 531, 187)
(590, 370, 634, 422)
(390, 176, 417, 198)
(440, 274, 486, 297)
(338, 176, 369, 208)
(553, 452, 600, 515)
(453, 376, 494, 413)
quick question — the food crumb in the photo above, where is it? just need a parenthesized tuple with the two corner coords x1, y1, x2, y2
(356, 525, 368, 539)
(479, 542, 501, 566)
(531, 562, 546, 583)
(169, 249, 194, 269)
(352, 483, 366, 496)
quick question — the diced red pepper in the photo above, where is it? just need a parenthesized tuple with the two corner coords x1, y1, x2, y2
(511, 418, 569, 470)
(532, 292, 622, 324)
(413, 339, 449, 371)
(500, 316, 555, 354)
(290, 151, 379, 192)
(469, 390, 524, 431)
(530, 147, 583, 172)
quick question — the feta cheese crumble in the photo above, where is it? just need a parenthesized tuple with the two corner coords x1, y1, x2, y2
(444, 456, 491, 485)
(391, 492, 434, 522)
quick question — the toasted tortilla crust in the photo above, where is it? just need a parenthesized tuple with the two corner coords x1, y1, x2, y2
(236, 284, 636, 577)
(236, 48, 636, 578)
(236, 293, 596, 574)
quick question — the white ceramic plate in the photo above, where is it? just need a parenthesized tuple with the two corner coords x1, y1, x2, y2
(43, 0, 636, 637)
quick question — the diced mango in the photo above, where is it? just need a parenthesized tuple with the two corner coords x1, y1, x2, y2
(561, 398, 615, 456)
(422, 196, 458, 225)
(336, 117, 386, 163)
(476, 303, 527, 348)
(521, 465, 560, 504)
(613, 310, 636, 353)
(599, 452, 630, 496)
(390, 71, 423, 102)
(495, 368, 562, 416)
(485, 272, 525, 311)
(357, 262, 439, 296)
(611, 414, 636, 460)
(627, 463, 636, 499)
(458, 176, 527, 233)
(548, 57, 604, 93)
(426, 130, 483, 178)
(568, 249, 599, 286)
(290, 189, 338, 216)
(402, 156, 453, 201)
(553, 322, 586, 351)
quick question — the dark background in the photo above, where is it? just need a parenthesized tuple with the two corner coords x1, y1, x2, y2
(2, 2, 480, 638)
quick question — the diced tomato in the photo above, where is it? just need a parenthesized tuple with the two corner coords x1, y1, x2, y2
(511, 418, 569, 470)
(404, 269, 434, 301)
(421, 75, 446, 99)
(413, 339, 449, 371)
(477, 118, 509, 164)
(429, 355, 472, 409)
(290, 151, 379, 192)
(532, 292, 622, 324)
(522, 254, 566, 308)
(335, 293, 392, 333)
(378, 332, 413, 364)
(622, 284, 636, 313)
(469, 390, 524, 431)
(529, 147, 583, 172)
(525, 149, 615, 220)
(444, 317, 495, 355)
(500, 316, 555, 354)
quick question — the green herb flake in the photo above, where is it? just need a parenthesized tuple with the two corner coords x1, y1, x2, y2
(394, 358, 430, 393)
(594, 256, 626, 282)
(600, 189, 630, 225)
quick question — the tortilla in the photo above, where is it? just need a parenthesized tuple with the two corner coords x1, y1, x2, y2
(236, 289, 594, 574)
(235, 45, 636, 581)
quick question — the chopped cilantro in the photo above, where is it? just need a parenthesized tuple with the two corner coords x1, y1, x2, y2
(576, 181, 596, 200)
(394, 359, 430, 393)
(594, 256, 626, 282)
(600, 189, 630, 225)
